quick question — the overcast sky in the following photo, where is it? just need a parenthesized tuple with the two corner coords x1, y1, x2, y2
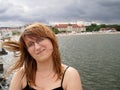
(0, 0, 120, 26)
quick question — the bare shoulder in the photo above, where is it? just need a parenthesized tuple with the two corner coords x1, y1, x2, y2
(68, 66, 78, 73)
(62, 64, 80, 77)
(63, 65, 83, 90)
(65, 66, 80, 79)
(12, 67, 25, 81)
(9, 67, 25, 90)
(14, 67, 25, 76)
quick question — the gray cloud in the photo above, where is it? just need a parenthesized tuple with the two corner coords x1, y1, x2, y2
(0, 0, 120, 26)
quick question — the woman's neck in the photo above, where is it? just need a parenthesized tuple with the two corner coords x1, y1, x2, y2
(36, 57, 54, 72)
(36, 58, 54, 79)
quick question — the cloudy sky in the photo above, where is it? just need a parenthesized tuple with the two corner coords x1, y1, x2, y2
(0, 0, 120, 26)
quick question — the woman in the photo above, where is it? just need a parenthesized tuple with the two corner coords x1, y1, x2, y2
(3, 23, 82, 90)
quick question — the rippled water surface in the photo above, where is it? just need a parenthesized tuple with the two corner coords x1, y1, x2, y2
(58, 34, 120, 90)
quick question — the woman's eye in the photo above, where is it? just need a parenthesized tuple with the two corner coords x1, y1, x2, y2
(27, 42, 34, 47)
(37, 38, 45, 43)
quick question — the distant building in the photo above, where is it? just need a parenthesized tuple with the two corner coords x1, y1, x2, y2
(99, 28, 117, 32)
(54, 24, 86, 33)
(0, 26, 25, 41)
(0, 27, 13, 38)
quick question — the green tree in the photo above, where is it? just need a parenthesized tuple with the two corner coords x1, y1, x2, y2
(51, 27, 59, 34)
(100, 24, 107, 28)
(12, 31, 21, 35)
(86, 24, 99, 32)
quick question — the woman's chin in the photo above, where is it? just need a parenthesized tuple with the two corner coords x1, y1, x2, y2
(36, 54, 52, 63)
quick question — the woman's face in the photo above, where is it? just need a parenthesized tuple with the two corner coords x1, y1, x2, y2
(24, 36, 53, 62)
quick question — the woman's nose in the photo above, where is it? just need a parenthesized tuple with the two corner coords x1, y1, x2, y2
(34, 42, 41, 50)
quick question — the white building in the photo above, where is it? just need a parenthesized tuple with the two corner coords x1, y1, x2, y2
(54, 24, 86, 33)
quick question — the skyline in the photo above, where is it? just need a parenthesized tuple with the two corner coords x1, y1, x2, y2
(0, 0, 120, 27)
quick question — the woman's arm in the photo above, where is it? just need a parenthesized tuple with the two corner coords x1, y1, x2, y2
(65, 67, 82, 90)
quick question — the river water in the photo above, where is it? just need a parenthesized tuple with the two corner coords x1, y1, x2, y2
(58, 34, 120, 90)
(1, 34, 120, 90)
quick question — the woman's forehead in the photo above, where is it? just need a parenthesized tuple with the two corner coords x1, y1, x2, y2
(24, 35, 38, 40)
(23, 36, 36, 45)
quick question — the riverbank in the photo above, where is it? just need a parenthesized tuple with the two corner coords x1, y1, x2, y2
(56, 31, 120, 36)
(2, 31, 120, 42)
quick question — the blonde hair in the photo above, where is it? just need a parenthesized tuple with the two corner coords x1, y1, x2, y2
(3, 23, 63, 86)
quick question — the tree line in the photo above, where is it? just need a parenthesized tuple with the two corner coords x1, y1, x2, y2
(86, 24, 120, 32)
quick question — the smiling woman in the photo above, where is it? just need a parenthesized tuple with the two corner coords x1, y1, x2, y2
(2, 23, 82, 90)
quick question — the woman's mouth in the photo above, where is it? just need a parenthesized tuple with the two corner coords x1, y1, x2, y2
(36, 49, 45, 55)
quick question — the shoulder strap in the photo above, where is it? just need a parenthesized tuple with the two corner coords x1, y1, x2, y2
(23, 82, 30, 90)
(61, 66, 69, 86)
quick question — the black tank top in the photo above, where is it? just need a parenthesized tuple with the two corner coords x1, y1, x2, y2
(23, 66, 69, 90)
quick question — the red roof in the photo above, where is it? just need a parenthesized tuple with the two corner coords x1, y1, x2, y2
(54, 24, 84, 28)
(72, 24, 81, 28)
(55, 24, 68, 28)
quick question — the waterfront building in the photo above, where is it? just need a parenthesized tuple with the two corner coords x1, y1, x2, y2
(54, 23, 86, 33)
